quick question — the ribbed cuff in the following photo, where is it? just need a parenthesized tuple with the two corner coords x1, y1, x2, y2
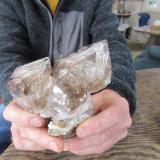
(106, 81, 136, 117)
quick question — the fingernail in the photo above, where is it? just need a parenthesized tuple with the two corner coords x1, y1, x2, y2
(48, 141, 60, 152)
(77, 126, 88, 137)
(30, 117, 43, 127)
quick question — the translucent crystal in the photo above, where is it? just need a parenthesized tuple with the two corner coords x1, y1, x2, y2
(8, 40, 112, 137)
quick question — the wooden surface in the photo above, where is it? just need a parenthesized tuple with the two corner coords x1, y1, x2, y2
(117, 13, 131, 24)
(135, 26, 160, 36)
(135, 26, 160, 45)
(1, 68, 160, 160)
(117, 13, 131, 17)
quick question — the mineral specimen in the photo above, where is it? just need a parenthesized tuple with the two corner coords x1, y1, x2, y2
(8, 40, 112, 138)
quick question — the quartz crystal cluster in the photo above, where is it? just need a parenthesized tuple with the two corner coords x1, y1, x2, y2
(8, 40, 112, 137)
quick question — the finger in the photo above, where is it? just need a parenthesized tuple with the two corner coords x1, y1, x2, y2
(11, 125, 45, 151)
(77, 93, 131, 138)
(19, 126, 63, 152)
(65, 128, 128, 155)
(17, 138, 46, 151)
(91, 89, 123, 113)
(3, 100, 45, 127)
(91, 91, 104, 113)
(65, 124, 120, 152)
(73, 129, 127, 155)
(76, 104, 121, 138)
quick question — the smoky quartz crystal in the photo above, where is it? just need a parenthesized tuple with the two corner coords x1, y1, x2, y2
(8, 40, 112, 137)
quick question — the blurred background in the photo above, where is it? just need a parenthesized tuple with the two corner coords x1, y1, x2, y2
(0, 0, 160, 154)
(113, 0, 160, 59)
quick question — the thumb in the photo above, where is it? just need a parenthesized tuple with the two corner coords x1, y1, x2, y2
(75, 91, 106, 138)
(91, 91, 105, 114)
(76, 104, 119, 138)
(76, 90, 117, 138)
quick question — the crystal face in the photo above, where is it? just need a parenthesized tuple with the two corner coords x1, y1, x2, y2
(8, 40, 112, 137)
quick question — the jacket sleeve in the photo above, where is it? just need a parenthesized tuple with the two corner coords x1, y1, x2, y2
(90, 0, 136, 116)
(0, 0, 33, 105)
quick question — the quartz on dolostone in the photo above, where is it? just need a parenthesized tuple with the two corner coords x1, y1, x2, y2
(8, 40, 112, 138)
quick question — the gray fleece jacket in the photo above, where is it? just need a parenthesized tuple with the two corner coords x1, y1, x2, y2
(0, 0, 136, 115)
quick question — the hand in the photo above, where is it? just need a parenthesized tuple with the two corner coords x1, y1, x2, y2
(63, 89, 132, 155)
(3, 100, 63, 152)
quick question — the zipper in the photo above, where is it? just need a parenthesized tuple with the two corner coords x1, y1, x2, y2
(36, 0, 64, 67)
(36, 0, 54, 64)
(50, 0, 64, 66)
